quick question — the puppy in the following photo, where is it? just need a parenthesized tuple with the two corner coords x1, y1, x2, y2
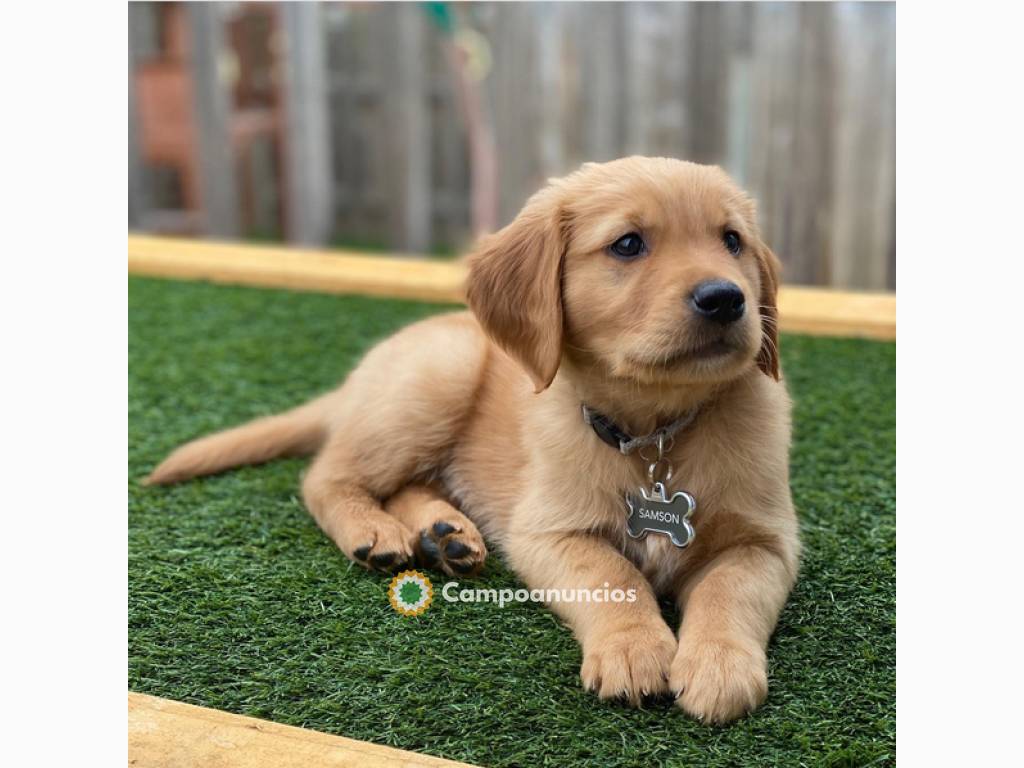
(148, 157, 799, 724)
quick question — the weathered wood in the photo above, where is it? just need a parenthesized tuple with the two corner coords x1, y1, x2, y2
(186, 3, 240, 238)
(127, 235, 895, 340)
(128, 692, 479, 768)
(325, 6, 385, 246)
(483, 3, 542, 227)
(128, 5, 147, 228)
(688, 2, 728, 162)
(281, 3, 334, 245)
(578, 3, 625, 163)
(748, 2, 800, 279)
(386, 5, 432, 253)
(830, 2, 896, 290)
(133, 3, 895, 288)
(623, 3, 657, 155)
(787, 2, 836, 287)
(536, 3, 565, 178)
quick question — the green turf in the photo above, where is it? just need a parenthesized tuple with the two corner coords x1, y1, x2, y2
(129, 276, 895, 767)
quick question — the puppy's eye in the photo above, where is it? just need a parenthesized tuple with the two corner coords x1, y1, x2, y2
(723, 230, 742, 256)
(609, 233, 646, 260)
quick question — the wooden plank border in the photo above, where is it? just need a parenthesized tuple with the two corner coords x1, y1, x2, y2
(128, 235, 896, 340)
(128, 692, 480, 768)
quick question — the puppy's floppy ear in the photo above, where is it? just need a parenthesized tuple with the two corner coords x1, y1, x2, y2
(755, 246, 782, 380)
(465, 186, 566, 393)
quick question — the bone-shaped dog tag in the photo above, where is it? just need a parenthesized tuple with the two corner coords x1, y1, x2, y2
(625, 481, 697, 548)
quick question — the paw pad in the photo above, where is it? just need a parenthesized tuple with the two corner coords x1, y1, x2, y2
(353, 545, 410, 573)
(415, 520, 485, 577)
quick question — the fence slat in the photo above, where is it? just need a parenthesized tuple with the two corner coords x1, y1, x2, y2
(186, 4, 240, 238)
(830, 2, 896, 290)
(386, 5, 431, 253)
(281, 3, 334, 245)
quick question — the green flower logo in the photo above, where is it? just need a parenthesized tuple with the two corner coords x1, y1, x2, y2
(388, 570, 433, 616)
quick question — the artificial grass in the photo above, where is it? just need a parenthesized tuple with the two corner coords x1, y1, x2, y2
(128, 276, 895, 767)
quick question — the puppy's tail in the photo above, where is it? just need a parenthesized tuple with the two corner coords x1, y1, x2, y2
(144, 393, 334, 486)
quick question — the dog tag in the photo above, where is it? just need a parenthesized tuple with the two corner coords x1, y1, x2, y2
(625, 482, 697, 548)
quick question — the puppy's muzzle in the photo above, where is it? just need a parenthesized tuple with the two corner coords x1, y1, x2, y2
(689, 280, 746, 325)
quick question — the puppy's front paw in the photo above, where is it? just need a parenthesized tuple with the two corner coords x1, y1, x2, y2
(348, 516, 415, 573)
(580, 622, 676, 706)
(415, 517, 487, 577)
(670, 637, 767, 724)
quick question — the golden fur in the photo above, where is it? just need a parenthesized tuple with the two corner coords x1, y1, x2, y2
(148, 157, 799, 724)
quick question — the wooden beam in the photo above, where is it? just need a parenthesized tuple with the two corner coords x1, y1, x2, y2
(128, 234, 466, 304)
(128, 234, 896, 340)
(129, 692, 478, 768)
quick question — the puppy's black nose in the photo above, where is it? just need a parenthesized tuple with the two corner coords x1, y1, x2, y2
(690, 280, 746, 324)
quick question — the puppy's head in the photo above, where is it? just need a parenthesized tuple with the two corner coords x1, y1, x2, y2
(466, 157, 780, 392)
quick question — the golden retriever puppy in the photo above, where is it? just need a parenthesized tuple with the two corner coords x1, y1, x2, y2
(148, 156, 799, 724)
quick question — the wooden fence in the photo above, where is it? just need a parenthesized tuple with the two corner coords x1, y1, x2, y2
(129, 2, 895, 290)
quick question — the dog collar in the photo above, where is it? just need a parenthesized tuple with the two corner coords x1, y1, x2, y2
(581, 404, 700, 456)
(583, 403, 703, 548)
